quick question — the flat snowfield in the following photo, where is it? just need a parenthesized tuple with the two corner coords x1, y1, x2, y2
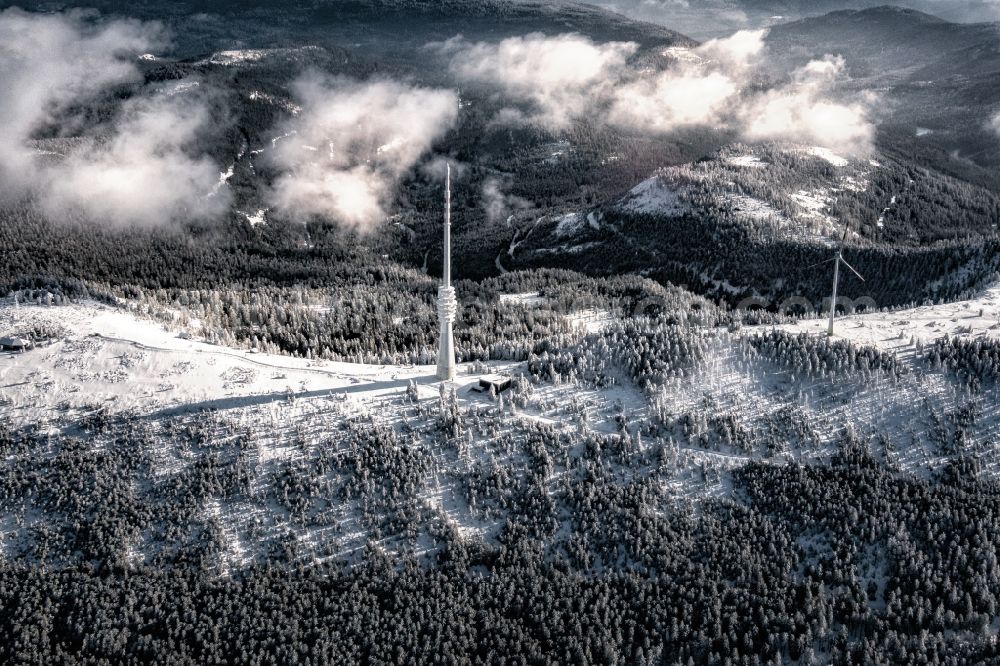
(776, 281, 1000, 349)
(0, 301, 513, 423)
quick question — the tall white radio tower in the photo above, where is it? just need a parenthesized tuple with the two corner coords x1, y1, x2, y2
(436, 164, 457, 381)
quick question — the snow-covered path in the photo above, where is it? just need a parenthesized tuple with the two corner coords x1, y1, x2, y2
(0, 301, 510, 424)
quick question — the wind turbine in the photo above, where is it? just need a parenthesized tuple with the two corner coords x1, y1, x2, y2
(822, 222, 865, 336)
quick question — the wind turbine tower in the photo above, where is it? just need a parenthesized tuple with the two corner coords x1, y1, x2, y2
(826, 223, 865, 336)
(436, 164, 458, 381)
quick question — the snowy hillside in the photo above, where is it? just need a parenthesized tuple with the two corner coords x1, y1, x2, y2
(4, 282, 1000, 571)
(594, 142, 1000, 248)
(0, 301, 444, 421)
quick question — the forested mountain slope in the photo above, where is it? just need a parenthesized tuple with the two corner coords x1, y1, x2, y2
(507, 144, 1000, 307)
(768, 7, 1000, 172)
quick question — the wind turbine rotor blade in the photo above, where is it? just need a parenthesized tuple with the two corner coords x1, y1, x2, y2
(804, 258, 836, 270)
(839, 256, 865, 282)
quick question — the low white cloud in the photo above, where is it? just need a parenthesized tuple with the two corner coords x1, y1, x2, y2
(695, 28, 766, 70)
(266, 75, 459, 229)
(0, 9, 231, 226)
(607, 71, 738, 132)
(607, 29, 764, 133)
(435, 33, 637, 130)
(481, 176, 533, 224)
(438, 29, 874, 153)
(420, 156, 467, 183)
(743, 56, 874, 153)
(988, 110, 1000, 137)
(42, 90, 230, 226)
(798, 55, 844, 79)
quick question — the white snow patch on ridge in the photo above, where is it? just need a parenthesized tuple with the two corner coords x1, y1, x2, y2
(242, 209, 268, 227)
(791, 189, 833, 214)
(661, 46, 703, 64)
(725, 154, 766, 168)
(249, 90, 302, 115)
(210, 50, 270, 65)
(555, 213, 583, 237)
(499, 292, 546, 307)
(210, 165, 234, 197)
(723, 193, 786, 222)
(804, 146, 849, 167)
(618, 176, 689, 216)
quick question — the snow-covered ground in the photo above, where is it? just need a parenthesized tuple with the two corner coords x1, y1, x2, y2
(618, 146, 875, 245)
(723, 193, 786, 222)
(241, 208, 268, 227)
(617, 176, 689, 216)
(248, 90, 302, 115)
(803, 146, 849, 167)
(0, 301, 504, 424)
(725, 154, 767, 168)
(6, 280, 998, 439)
(776, 281, 1000, 349)
(0, 299, 651, 566)
(4, 285, 1000, 567)
(661, 46, 703, 64)
(206, 48, 322, 67)
(553, 211, 602, 238)
(498, 292, 546, 307)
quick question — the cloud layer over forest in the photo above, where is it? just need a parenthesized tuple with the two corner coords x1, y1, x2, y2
(439, 29, 876, 153)
(0, 7, 880, 233)
(0, 9, 229, 227)
(266, 75, 459, 230)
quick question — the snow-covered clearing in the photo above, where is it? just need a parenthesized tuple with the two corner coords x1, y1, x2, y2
(803, 146, 849, 167)
(554, 212, 582, 237)
(167, 81, 200, 96)
(617, 176, 689, 216)
(790, 189, 834, 216)
(661, 46, 703, 64)
(566, 308, 614, 333)
(241, 208, 268, 227)
(553, 211, 601, 238)
(0, 301, 471, 425)
(206, 48, 321, 67)
(723, 193, 786, 222)
(248, 90, 302, 115)
(730, 282, 1000, 477)
(498, 292, 547, 307)
(775, 281, 1000, 350)
(725, 154, 767, 168)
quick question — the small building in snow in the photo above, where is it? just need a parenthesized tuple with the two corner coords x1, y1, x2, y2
(471, 374, 513, 394)
(0, 336, 32, 353)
